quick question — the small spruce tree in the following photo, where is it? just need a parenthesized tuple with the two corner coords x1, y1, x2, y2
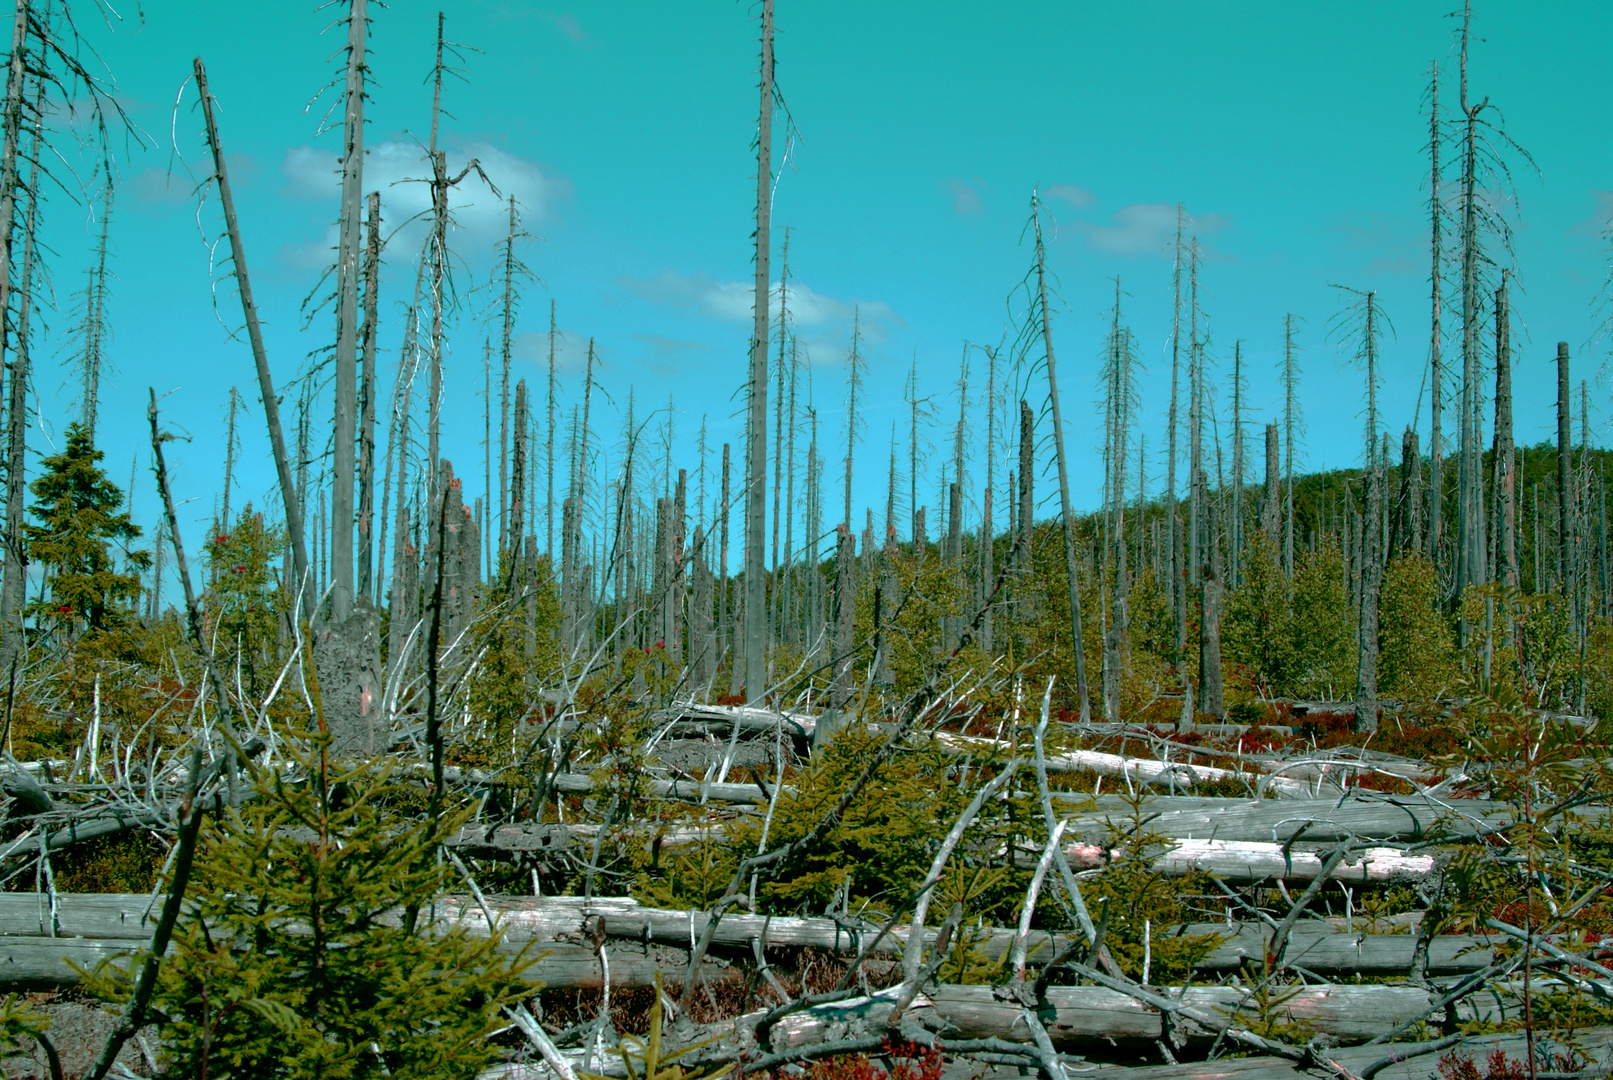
(24, 421, 148, 632)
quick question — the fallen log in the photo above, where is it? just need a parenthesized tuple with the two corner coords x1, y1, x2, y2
(769, 980, 1504, 1049)
(1068, 838, 1437, 883)
(1058, 794, 1514, 846)
(936, 733, 1319, 798)
(652, 703, 817, 740)
(3, 895, 1500, 978)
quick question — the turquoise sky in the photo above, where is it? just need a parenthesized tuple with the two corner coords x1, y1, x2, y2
(43, 0, 1613, 575)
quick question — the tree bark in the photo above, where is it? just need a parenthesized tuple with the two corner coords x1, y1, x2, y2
(743, 0, 774, 703)
(194, 59, 310, 615)
(330, 0, 366, 625)
(1032, 197, 1091, 721)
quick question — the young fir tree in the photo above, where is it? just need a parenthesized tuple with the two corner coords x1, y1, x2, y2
(24, 422, 149, 632)
(120, 736, 535, 1078)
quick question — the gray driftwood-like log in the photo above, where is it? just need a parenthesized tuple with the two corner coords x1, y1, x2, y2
(1057, 793, 1514, 846)
(1068, 838, 1436, 883)
(768, 981, 1504, 1049)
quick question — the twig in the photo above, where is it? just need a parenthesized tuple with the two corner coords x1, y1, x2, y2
(86, 747, 206, 1080)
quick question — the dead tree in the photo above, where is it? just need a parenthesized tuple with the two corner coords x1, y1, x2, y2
(1492, 273, 1516, 589)
(356, 191, 382, 603)
(1027, 192, 1091, 720)
(742, 0, 775, 703)
(330, 0, 368, 626)
(1426, 60, 1445, 570)
(195, 59, 311, 615)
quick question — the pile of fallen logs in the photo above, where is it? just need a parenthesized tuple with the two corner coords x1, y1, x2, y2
(2, 689, 1608, 1079)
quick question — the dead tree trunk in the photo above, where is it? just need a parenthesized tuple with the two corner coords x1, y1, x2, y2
(1261, 423, 1280, 545)
(356, 190, 381, 604)
(1559, 342, 1573, 607)
(194, 59, 310, 615)
(1032, 195, 1091, 721)
(1493, 275, 1516, 589)
(330, 0, 367, 626)
(742, 0, 775, 703)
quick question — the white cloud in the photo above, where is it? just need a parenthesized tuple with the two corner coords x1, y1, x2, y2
(1043, 184, 1095, 208)
(1077, 202, 1228, 256)
(618, 270, 901, 357)
(945, 177, 983, 215)
(279, 139, 567, 264)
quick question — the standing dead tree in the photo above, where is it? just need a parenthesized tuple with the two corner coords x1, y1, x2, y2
(1332, 286, 1389, 733)
(1017, 191, 1091, 721)
(743, 0, 775, 703)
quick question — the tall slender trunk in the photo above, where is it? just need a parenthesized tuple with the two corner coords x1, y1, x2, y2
(546, 299, 557, 561)
(743, 0, 774, 703)
(425, 14, 448, 545)
(1454, 3, 1486, 611)
(1493, 274, 1516, 589)
(80, 182, 111, 439)
(498, 196, 518, 557)
(356, 191, 381, 603)
(1356, 293, 1382, 733)
(195, 59, 310, 614)
(1558, 342, 1573, 606)
(1032, 194, 1090, 720)
(330, 0, 366, 625)
(0, 28, 39, 671)
(1281, 314, 1299, 577)
(1427, 60, 1445, 568)
(1167, 210, 1186, 658)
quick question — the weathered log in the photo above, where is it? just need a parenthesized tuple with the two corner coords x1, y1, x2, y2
(1189, 922, 1494, 974)
(1068, 839, 1436, 883)
(1058, 794, 1513, 846)
(0, 930, 735, 991)
(651, 703, 817, 740)
(2, 895, 1502, 979)
(936, 733, 1317, 798)
(770, 981, 1503, 1049)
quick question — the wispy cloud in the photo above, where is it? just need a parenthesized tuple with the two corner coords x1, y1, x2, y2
(945, 177, 983, 216)
(1043, 184, 1095, 208)
(1076, 202, 1228, 257)
(278, 140, 568, 268)
(618, 270, 901, 359)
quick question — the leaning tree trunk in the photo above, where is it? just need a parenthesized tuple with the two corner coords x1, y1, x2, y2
(742, 0, 774, 703)
(1032, 197, 1091, 721)
(195, 59, 310, 614)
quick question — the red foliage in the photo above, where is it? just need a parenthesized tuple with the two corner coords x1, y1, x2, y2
(762, 1040, 943, 1080)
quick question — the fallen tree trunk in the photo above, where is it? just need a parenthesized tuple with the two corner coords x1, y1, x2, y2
(1059, 793, 1514, 846)
(936, 733, 1319, 798)
(767, 980, 1501, 1049)
(1068, 838, 1437, 883)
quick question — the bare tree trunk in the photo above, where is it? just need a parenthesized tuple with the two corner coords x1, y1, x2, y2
(1356, 295, 1384, 734)
(1198, 559, 1223, 720)
(1017, 400, 1033, 622)
(507, 380, 527, 593)
(1427, 60, 1445, 568)
(1281, 314, 1299, 577)
(1493, 275, 1516, 589)
(0, 33, 39, 673)
(1558, 342, 1573, 606)
(80, 182, 111, 440)
(720, 442, 732, 692)
(1167, 212, 1186, 656)
(330, 0, 367, 626)
(743, 0, 775, 703)
(357, 190, 381, 603)
(1261, 424, 1280, 545)
(1398, 428, 1423, 556)
(194, 59, 310, 615)
(818, 524, 856, 745)
(1030, 196, 1091, 720)
(546, 300, 557, 561)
